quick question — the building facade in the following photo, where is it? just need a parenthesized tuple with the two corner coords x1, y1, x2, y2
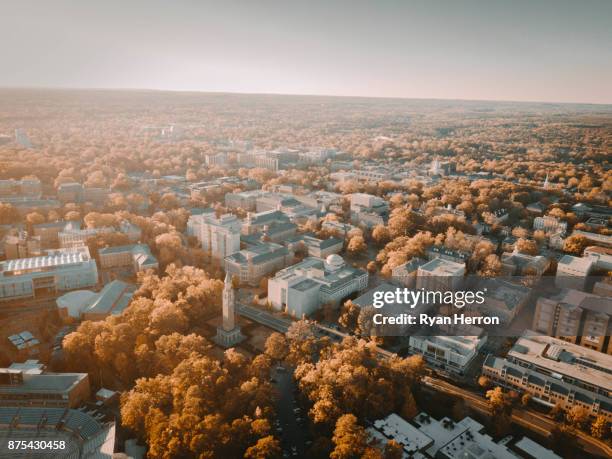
(0, 247, 98, 301)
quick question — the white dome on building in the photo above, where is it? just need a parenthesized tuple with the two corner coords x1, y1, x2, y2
(325, 254, 345, 270)
(56, 290, 97, 318)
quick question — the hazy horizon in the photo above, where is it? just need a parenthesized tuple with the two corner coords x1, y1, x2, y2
(3, 86, 612, 108)
(2, 0, 611, 104)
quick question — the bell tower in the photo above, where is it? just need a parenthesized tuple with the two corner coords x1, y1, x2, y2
(214, 272, 244, 348)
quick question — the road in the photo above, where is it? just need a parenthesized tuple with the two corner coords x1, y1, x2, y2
(239, 303, 612, 458)
(272, 365, 310, 457)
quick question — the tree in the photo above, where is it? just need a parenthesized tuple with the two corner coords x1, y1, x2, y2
(485, 387, 508, 415)
(331, 414, 368, 459)
(566, 406, 589, 429)
(347, 235, 367, 255)
(515, 238, 538, 255)
(264, 333, 289, 361)
(244, 436, 282, 459)
(26, 211, 45, 227)
(372, 225, 391, 245)
(590, 415, 609, 439)
(400, 389, 418, 420)
(383, 440, 403, 459)
(550, 402, 565, 421)
(477, 375, 491, 390)
(479, 254, 502, 277)
(563, 234, 589, 255)
(338, 300, 360, 332)
(520, 393, 532, 407)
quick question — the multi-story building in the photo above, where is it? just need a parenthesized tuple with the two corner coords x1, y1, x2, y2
(533, 215, 567, 234)
(225, 190, 266, 211)
(3, 231, 42, 259)
(1, 197, 61, 216)
(584, 246, 612, 271)
(58, 226, 114, 248)
(409, 333, 486, 376)
(482, 332, 612, 421)
(0, 360, 89, 408)
(0, 179, 41, 198)
(532, 289, 611, 353)
(204, 152, 228, 166)
(555, 254, 593, 290)
(187, 212, 241, 261)
(225, 242, 291, 286)
(350, 193, 389, 228)
(321, 220, 359, 237)
(369, 411, 560, 459)
(571, 230, 612, 248)
(284, 234, 343, 258)
(501, 251, 550, 276)
(241, 210, 297, 242)
(298, 147, 336, 164)
(98, 244, 158, 273)
(391, 257, 427, 287)
(0, 247, 98, 301)
(416, 258, 465, 292)
(426, 246, 470, 265)
(477, 278, 532, 323)
(0, 406, 116, 457)
(118, 219, 142, 242)
(268, 255, 368, 317)
(57, 182, 84, 203)
(33, 220, 81, 248)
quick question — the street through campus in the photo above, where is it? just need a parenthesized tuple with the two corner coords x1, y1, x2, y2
(239, 303, 612, 458)
(272, 365, 311, 458)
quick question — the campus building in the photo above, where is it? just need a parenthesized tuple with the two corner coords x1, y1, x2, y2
(0, 407, 115, 458)
(98, 243, 158, 273)
(187, 212, 241, 261)
(482, 332, 612, 421)
(532, 289, 611, 353)
(224, 242, 292, 286)
(0, 361, 90, 408)
(268, 255, 368, 318)
(0, 247, 98, 301)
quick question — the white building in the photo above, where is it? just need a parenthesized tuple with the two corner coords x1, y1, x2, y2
(416, 258, 465, 292)
(409, 332, 486, 375)
(584, 246, 612, 271)
(187, 212, 241, 261)
(350, 193, 389, 228)
(268, 255, 368, 318)
(0, 247, 98, 301)
(555, 254, 593, 290)
(369, 412, 559, 459)
(533, 215, 567, 234)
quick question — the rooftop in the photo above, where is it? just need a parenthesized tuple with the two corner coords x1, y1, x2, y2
(508, 331, 612, 392)
(418, 258, 465, 275)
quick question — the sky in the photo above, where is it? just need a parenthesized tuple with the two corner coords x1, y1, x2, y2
(1, 0, 611, 104)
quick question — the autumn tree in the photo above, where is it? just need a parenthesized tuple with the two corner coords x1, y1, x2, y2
(331, 414, 369, 459)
